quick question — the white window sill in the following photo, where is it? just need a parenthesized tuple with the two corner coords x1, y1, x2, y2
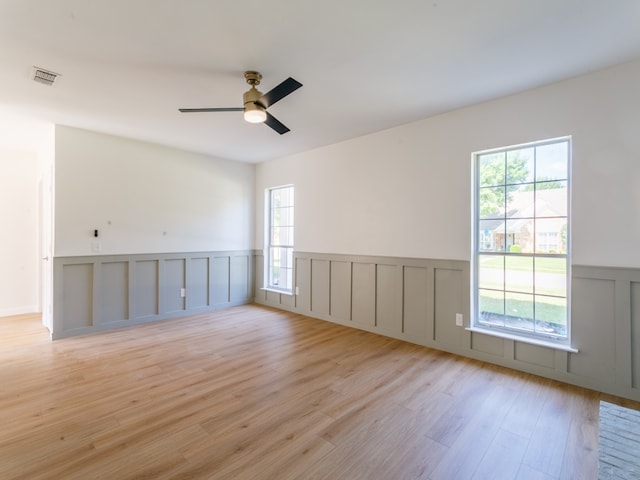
(261, 287, 295, 296)
(466, 326, 578, 353)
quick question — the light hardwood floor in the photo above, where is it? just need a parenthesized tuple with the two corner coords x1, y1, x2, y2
(1, 305, 638, 479)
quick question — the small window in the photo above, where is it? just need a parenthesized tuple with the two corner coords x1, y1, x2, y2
(265, 185, 294, 293)
(473, 138, 570, 343)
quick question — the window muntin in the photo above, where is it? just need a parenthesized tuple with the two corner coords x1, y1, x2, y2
(474, 138, 570, 342)
(266, 185, 294, 293)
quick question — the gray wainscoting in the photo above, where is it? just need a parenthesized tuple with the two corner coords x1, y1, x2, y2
(53, 251, 253, 339)
(254, 252, 640, 402)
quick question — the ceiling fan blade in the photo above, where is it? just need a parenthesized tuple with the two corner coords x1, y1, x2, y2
(179, 107, 243, 112)
(259, 77, 302, 108)
(264, 112, 290, 135)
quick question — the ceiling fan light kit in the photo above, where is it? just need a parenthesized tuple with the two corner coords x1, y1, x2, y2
(179, 70, 302, 134)
(243, 106, 267, 123)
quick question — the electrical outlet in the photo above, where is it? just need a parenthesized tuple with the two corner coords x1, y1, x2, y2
(180, 288, 186, 298)
(455, 313, 463, 327)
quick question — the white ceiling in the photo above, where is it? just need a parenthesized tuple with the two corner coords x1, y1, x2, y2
(1, 0, 640, 163)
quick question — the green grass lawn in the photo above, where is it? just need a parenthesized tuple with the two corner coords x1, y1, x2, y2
(479, 290, 566, 327)
(479, 255, 566, 273)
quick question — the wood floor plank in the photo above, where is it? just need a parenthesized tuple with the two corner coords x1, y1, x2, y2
(1, 305, 637, 479)
(521, 383, 575, 478)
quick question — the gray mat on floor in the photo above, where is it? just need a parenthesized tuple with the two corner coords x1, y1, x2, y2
(599, 400, 640, 479)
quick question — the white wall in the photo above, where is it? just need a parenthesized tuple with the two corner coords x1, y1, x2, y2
(0, 148, 39, 316)
(256, 59, 640, 268)
(55, 126, 254, 256)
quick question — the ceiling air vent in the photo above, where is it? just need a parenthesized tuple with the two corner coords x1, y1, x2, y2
(32, 66, 60, 86)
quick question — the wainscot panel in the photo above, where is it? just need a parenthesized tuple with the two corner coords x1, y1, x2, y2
(188, 257, 209, 309)
(514, 342, 555, 369)
(230, 254, 250, 303)
(633, 281, 640, 389)
(352, 263, 376, 327)
(60, 263, 93, 330)
(568, 277, 616, 382)
(402, 265, 430, 343)
(212, 256, 230, 306)
(434, 267, 465, 348)
(310, 259, 330, 316)
(101, 261, 128, 323)
(164, 258, 186, 314)
(254, 253, 640, 402)
(53, 251, 254, 339)
(134, 260, 159, 319)
(376, 264, 401, 335)
(329, 260, 352, 322)
(295, 257, 311, 310)
(471, 332, 504, 358)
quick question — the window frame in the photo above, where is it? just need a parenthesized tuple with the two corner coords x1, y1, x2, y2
(471, 137, 573, 349)
(264, 184, 294, 295)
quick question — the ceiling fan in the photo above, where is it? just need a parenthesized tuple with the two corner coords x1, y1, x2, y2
(179, 71, 302, 134)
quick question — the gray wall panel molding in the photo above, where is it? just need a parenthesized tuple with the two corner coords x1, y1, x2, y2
(53, 250, 254, 339)
(573, 265, 640, 281)
(351, 262, 376, 327)
(310, 258, 330, 316)
(101, 261, 129, 323)
(632, 282, 640, 389)
(254, 252, 640, 402)
(212, 256, 231, 306)
(330, 261, 352, 322)
(188, 257, 210, 309)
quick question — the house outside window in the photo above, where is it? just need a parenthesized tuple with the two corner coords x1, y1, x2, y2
(473, 138, 570, 343)
(265, 185, 294, 293)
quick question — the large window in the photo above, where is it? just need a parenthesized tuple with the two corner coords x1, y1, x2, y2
(265, 185, 294, 293)
(473, 138, 570, 343)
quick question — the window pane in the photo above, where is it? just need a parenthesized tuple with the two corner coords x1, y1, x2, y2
(506, 148, 534, 184)
(478, 289, 504, 325)
(278, 205, 294, 226)
(506, 188, 533, 219)
(505, 292, 534, 331)
(535, 218, 566, 253)
(535, 181, 567, 218)
(536, 142, 568, 182)
(535, 295, 566, 337)
(534, 258, 566, 297)
(479, 186, 506, 218)
(479, 152, 506, 187)
(505, 256, 533, 294)
(505, 218, 531, 252)
(479, 219, 505, 252)
(284, 226, 294, 246)
(272, 189, 283, 208)
(269, 246, 281, 286)
(272, 226, 293, 247)
(479, 255, 503, 290)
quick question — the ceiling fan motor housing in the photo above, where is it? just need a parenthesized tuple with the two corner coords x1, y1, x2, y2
(243, 87, 263, 108)
(243, 85, 266, 123)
